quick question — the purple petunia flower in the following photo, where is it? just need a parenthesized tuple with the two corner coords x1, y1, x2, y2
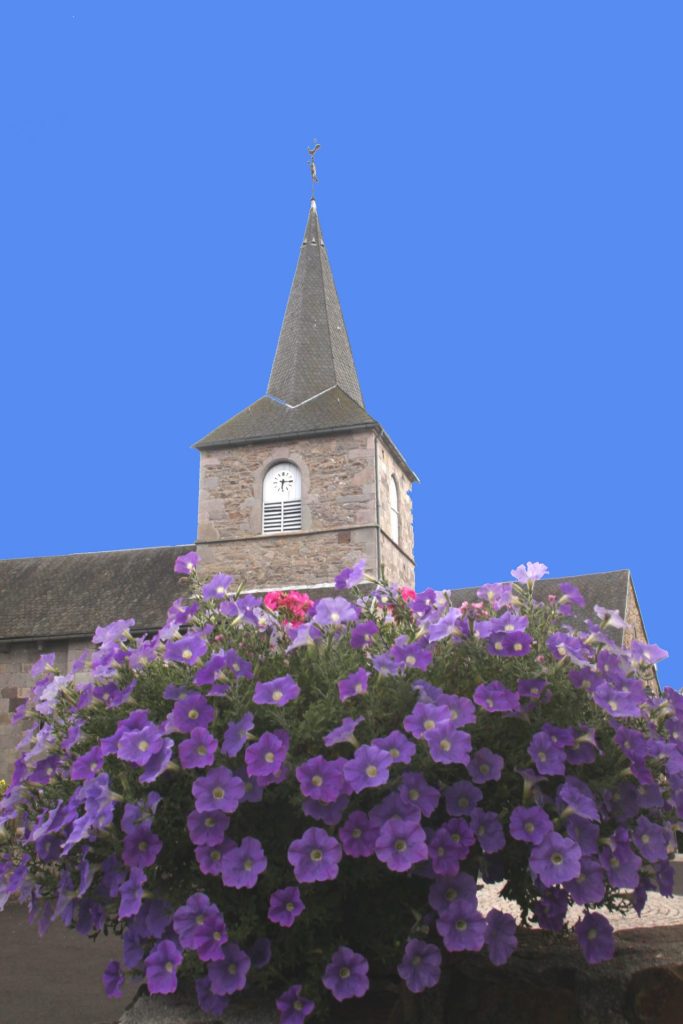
(398, 772, 440, 817)
(195, 977, 230, 1017)
(339, 810, 380, 858)
(473, 681, 521, 714)
(528, 731, 567, 776)
(244, 730, 289, 780)
(71, 745, 105, 781)
(632, 815, 671, 863)
(221, 837, 267, 889)
(534, 888, 569, 932)
(139, 738, 174, 784)
(403, 701, 450, 739)
(202, 573, 234, 600)
(187, 809, 230, 847)
(397, 939, 442, 993)
(276, 984, 315, 1023)
(253, 674, 300, 706)
(173, 893, 217, 948)
(428, 827, 462, 876)
(117, 724, 165, 767)
(221, 712, 254, 757)
(288, 827, 342, 884)
(350, 621, 379, 649)
(343, 744, 392, 793)
(470, 809, 505, 854)
(443, 817, 476, 860)
(335, 560, 367, 589)
(179, 727, 217, 770)
(122, 824, 162, 870)
(428, 873, 477, 915)
(485, 909, 518, 965)
(530, 832, 582, 887)
(468, 747, 504, 784)
(373, 730, 416, 765)
(144, 940, 183, 995)
(302, 793, 349, 827)
(337, 667, 369, 702)
(574, 912, 615, 964)
(207, 943, 251, 995)
(313, 598, 358, 628)
(557, 777, 599, 821)
(322, 946, 369, 1002)
(375, 817, 428, 872)
(324, 716, 364, 747)
(165, 633, 208, 666)
(193, 767, 245, 814)
(487, 631, 533, 657)
(509, 806, 553, 845)
(599, 839, 642, 889)
(167, 693, 214, 734)
(296, 755, 346, 804)
(268, 886, 304, 927)
(195, 837, 235, 877)
(437, 899, 486, 952)
(174, 551, 199, 575)
(511, 561, 548, 584)
(118, 868, 146, 919)
(248, 937, 272, 969)
(427, 722, 472, 766)
(444, 780, 483, 817)
(567, 857, 606, 905)
(102, 960, 125, 998)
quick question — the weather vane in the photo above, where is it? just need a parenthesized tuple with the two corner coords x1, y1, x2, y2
(307, 141, 320, 193)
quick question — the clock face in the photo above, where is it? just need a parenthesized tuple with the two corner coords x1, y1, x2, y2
(273, 469, 295, 495)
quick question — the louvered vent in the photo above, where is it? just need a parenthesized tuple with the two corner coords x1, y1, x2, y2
(263, 499, 302, 534)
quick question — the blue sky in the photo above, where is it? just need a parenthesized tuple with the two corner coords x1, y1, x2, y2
(1, 3, 680, 686)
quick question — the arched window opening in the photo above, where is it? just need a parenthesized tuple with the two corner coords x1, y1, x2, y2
(389, 475, 400, 544)
(263, 462, 302, 534)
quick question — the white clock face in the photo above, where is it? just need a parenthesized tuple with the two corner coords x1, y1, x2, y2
(273, 469, 295, 495)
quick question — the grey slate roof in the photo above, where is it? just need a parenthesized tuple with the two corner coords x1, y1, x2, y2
(0, 546, 194, 642)
(0, 551, 636, 646)
(267, 199, 364, 408)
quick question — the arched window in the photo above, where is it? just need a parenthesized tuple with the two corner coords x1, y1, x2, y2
(263, 462, 302, 534)
(389, 475, 400, 544)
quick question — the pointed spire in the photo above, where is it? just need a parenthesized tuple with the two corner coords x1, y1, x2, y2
(267, 199, 364, 408)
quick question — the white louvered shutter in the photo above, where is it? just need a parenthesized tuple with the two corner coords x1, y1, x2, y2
(263, 463, 302, 534)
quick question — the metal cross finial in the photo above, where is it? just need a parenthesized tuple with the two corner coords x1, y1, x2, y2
(307, 141, 320, 192)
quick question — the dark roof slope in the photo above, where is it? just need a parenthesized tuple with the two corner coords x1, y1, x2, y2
(0, 545, 194, 642)
(267, 199, 364, 408)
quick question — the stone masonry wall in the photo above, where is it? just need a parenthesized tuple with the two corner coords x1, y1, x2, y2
(376, 437, 415, 588)
(197, 431, 382, 590)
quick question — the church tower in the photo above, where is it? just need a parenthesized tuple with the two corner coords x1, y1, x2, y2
(194, 198, 417, 591)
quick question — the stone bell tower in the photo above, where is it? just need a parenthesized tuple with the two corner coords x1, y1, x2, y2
(194, 198, 417, 591)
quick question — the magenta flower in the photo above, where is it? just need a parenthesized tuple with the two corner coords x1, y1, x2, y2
(221, 837, 267, 889)
(144, 939, 183, 995)
(337, 667, 369, 701)
(313, 597, 358, 627)
(343, 744, 392, 793)
(202, 573, 234, 599)
(574, 912, 615, 964)
(165, 633, 208, 666)
(276, 984, 315, 1023)
(221, 712, 254, 756)
(268, 886, 304, 927)
(253, 674, 300, 706)
(244, 730, 289, 780)
(193, 767, 245, 814)
(322, 946, 369, 1001)
(207, 943, 251, 995)
(397, 939, 441, 993)
(426, 723, 472, 766)
(375, 817, 428, 872)
(509, 806, 553, 845)
(436, 899, 486, 952)
(324, 716, 364, 747)
(167, 693, 214, 733)
(468, 747, 504, 784)
(373, 730, 416, 765)
(485, 909, 518, 965)
(174, 551, 199, 574)
(296, 755, 346, 804)
(102, 960, 125, 998)
(287, 827, 342, 883)
(529, 832, 582, 886)
(179, 727, 217, 769)
(339, 810, 380, 858)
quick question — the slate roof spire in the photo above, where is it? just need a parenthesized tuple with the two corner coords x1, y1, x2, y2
(267, 199, 364, 408)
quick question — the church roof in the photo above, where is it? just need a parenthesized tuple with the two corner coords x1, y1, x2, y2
(267, 199, 364, 408)
(0, 546, 194, 642)
(0, 551, 635, 648)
